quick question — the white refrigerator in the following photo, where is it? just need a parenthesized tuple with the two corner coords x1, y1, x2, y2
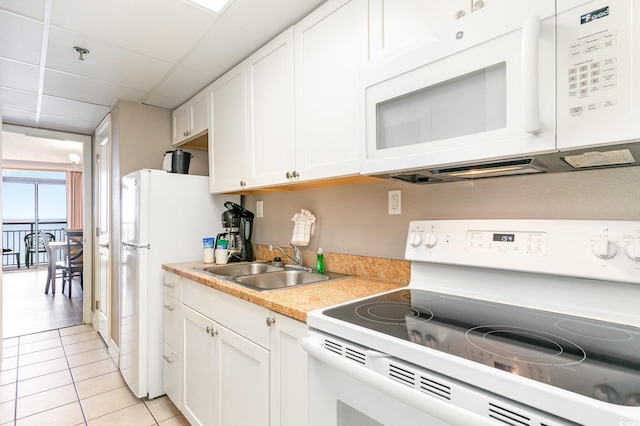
(120, 169, 239, 398)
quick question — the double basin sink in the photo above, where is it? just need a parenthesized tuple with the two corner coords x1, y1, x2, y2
(195, 262, 350, 292)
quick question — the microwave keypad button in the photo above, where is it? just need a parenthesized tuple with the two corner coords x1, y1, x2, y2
(579, 88, 589, 96)
(590, 69, 600, 77)
(602, 73, 617, 82)
(602, 64, 617, 74)
(585, 44, 600, 53)
(602, 99, 617, 108)
(602, 39, 617, 49)
(570, 106, 584, 116)
(570, 50, 583, 58)
(569, 75, 578, 83)
(579, 72, 589, 80)
(590, 78, 600, 85)
(602, 31, 617, 40)
(579, 65, 589, 73)
(569, 67, 578, 75)
(586, 103, 599, 111)
(579, 80, 589, 88)
(590, 62, 600, 69)
(570, 41, 582, 50)
(603, 57, 617, 66)
(602, 82, 617, 90)
(584, 36, 600, 45)
(569, 83, 578, 90)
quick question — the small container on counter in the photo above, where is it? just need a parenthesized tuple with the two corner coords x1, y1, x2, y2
(316, 248, 325, 274)
(203, 237, 215, 263)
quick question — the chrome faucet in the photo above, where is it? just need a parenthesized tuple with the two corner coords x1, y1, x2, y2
(270, 243, 309, 270)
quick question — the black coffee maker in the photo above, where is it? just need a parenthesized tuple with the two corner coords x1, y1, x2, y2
(219, 201, 255, 262)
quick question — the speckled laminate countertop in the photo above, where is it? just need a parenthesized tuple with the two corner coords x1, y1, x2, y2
(162, 261, 406, 323)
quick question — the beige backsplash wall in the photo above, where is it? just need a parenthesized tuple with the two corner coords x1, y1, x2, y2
(244, 166, 640, 261)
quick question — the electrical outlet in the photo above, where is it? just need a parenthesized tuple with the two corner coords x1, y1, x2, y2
(256, 200, 264, 218)
(388, 190, 401, 215)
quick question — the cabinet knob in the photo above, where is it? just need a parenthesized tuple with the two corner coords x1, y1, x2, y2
(266, 317, 276, 327)
(163, 304, 175, 311)
(240, 180, 246, 187)
(162, 355, 175, 364)
(286, 171, 300, 179)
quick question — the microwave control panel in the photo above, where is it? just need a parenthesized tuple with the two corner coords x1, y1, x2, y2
(557, 0, 631, 125)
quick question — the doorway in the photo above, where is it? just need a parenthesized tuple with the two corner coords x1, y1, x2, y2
(1, 124, 93, 340)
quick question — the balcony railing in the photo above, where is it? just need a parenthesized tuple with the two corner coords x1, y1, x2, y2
(2, 221, 68, 269)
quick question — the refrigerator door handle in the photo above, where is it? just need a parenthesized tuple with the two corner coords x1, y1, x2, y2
(122, 241, 151, 250)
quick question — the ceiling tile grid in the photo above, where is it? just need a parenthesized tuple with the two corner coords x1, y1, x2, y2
(0, 0, 326, 135)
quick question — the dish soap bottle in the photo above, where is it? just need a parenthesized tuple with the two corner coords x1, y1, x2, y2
(316, 248, 325, 274)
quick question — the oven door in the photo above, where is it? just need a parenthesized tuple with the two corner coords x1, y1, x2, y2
(361, 1, 556, 176)
(302, 335, 498, 426)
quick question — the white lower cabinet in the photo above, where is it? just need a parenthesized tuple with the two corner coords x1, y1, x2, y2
(177, 278, 306, 426)
(270, 313, 309, 426)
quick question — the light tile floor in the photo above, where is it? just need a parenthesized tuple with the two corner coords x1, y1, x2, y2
(0, 324, 190, 425)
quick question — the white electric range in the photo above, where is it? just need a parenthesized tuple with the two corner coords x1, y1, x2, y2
(303, 220, 640, 426)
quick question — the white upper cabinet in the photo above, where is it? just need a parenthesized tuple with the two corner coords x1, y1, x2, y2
(208, 63, 249, 193)
(368, 0, 493, 57)
(294, 0, 368, 182)
(246, 28, 296, 188)
(172, 89, 208, 146)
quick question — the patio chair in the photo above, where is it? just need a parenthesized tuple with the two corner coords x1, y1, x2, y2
(2, 248, 20, 268)
(62, 229, 83, 298)
(24, 232, 55, 268)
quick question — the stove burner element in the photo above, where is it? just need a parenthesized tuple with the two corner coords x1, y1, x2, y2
(355, 302, 433, 325)
(556, 320, 634, 342)
(466, 325, 587, 366)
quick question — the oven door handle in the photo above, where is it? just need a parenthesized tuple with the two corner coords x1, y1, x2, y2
(302, 337, 496, 426)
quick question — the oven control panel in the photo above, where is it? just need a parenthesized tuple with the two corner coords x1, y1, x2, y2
(405, 219, 640, 284)
(465, 230, 547, 256)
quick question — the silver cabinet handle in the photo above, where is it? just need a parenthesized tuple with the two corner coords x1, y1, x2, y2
(205, 326, 218, 337)
(163, 304, 175, 311)
(164, 283, 176, 289)
(266, 317, 276, 327)
(163, 355, 174, 364)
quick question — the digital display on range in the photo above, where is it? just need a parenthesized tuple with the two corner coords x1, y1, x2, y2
(493, 233, 515, 242)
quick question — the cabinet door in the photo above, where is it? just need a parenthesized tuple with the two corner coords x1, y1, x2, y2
(182, 306, 218, 426)
(247, 28, 296, 188)
(190, 89, 208, 137)
(217, 324, 270, 426)
(172, 103, 190, 145)
(294, 0, 368, 181)
(163, 343, 181, 410)
(209, 63, 248, 193)
(270, 313, 309, 426)
(163, 295, 182, 355)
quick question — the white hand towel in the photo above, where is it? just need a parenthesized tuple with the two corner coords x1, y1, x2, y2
(291, 209, 316, 246)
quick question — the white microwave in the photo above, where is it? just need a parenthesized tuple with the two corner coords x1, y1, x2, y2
(361, 0, 640, 183)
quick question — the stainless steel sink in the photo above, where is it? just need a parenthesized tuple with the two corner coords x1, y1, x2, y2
(200, 262, 284, 277)
(195, 262, 350, 292)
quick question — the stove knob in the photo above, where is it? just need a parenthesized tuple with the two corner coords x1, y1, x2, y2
(626, 238, 640, 261)
(592, 237, 618, 259)
(593, 384, 620, 403)
(425, 233, 438, 248)
(409, 231, 423, 247)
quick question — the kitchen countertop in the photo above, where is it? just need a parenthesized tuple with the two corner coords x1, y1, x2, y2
(162, 261, 405, 323)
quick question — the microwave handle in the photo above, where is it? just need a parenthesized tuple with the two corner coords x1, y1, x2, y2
(522, 15, 541, 134)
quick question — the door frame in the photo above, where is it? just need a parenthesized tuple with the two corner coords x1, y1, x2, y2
(0, 122, 93, 331)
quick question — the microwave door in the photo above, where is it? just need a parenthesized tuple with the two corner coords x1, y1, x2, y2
(361, 2, 556, 175)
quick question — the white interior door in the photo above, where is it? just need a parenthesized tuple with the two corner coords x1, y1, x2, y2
(94, 115, 111, 345)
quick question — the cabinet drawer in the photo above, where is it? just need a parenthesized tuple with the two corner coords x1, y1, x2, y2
(182, 278, 271, 349)
(164, 272, 182, 301)
(163, 343, 182, 410)
(163, 295, 183, 354)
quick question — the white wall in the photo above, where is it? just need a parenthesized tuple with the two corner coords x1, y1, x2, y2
(245, 166, 640, 260)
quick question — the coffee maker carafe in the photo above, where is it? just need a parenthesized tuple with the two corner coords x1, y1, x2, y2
(219, 201, 254, 262)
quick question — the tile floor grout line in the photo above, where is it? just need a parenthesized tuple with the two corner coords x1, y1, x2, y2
(60, 330, 89, 426)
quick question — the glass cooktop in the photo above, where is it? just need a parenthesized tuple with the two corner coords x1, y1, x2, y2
(322, 289, 640, 406)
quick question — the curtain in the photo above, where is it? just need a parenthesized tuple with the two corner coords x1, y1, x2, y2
(66, 171, 83, 229)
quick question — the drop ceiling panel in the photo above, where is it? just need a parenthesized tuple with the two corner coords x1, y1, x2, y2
(0, 11, 43, 65)
(46, 27, 173, 91)
(0, 109, 38, 128)
(0, 58, 40, 92)
(44, 69, 146, 106)
(0, 0, 46, 20)
(40, 95, 109, 122)
(142, 93, 184, 110)
(182, 19, 262, 78)
(152, 66, 215, 100)
(36, 113, 99, 134)
(0, 87, 38, 112)
(50, 0, 218, 63)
